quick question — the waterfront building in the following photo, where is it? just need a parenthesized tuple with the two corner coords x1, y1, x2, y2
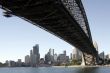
(25, 55, 30, 66)
(45, 52, 51, 64)
(49, 48, 54, 56)
(49, 48, 54, 63)
(70, 53, 73, 60)
(29, 44, 40, 67)
(73, 47, 82, 61)
(99, 51, 105, 59)
(54, 53, 58, 62)
(57, 50, 68, 64)
(106, 54, 110, 60)
(32, 44, 40, 66)
(66, 56, 69, 63)
(8, 60, 16, 67)
(30, 50, 33, 66)
(17, 59, 22, 67)
(57, 54, 66, 64)
(5, 60, 9, 66)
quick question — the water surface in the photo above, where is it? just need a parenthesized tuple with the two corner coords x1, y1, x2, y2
(0, 67, 110, 73)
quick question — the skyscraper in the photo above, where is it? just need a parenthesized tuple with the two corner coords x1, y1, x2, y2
(33, 44, 39, 55)
(32, 44, 40, 66)
(45, 52, 51, 64)
(73, 47, 82, 60)
(49, 48, 54, 56)
(25, 55, 30, 66)
(30, 44, 40, 67)
(30, 50, 33, 66)
(17, 59, 22, 67)
(70, 53, 73, 60)
(54, 53, 58, 62)
(63, 50, 66, 56)
(49, 48, 54, 63)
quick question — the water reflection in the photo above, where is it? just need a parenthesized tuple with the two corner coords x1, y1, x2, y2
(75, 67, 99, 73)
(0, 67, 110, 73)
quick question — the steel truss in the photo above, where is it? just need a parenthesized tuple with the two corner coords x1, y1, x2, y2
(0, 0, 99, 65)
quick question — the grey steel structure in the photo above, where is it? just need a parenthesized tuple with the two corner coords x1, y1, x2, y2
(0, 0, 99, 65)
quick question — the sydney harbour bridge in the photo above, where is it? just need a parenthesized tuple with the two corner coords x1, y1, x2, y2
(0, 0, 103, 65)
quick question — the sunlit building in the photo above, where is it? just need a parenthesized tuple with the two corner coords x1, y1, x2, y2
(30, 44, 40, 67)
(73, 47, 82, 60)
(93, 41, 98, 53)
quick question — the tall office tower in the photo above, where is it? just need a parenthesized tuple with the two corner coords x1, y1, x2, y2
(45, 52, 51, 64)
(63, 50, 67, 63)
(49, 48, 54, 56)
(33, 44, 39, 55)
(70, 53, 73, 60)
(73, 47, 82, 60)
(33, 44, 40, 66)
(30, 50, 33, 66)
(63, 50, 66, 56)
(54, 53, 58, 62)
(49, 48, 54, 62)
(25, 55, 30, 66)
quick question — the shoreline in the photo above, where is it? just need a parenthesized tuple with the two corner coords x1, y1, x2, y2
(52, 65, 110, 68)
(0, 65, 110, 68)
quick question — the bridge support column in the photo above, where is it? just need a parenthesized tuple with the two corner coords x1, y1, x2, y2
(81, 53, 96, 65)
(81, 53, 85, 66)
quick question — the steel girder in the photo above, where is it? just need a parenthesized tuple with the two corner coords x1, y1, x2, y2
(0, 0, 98, 57)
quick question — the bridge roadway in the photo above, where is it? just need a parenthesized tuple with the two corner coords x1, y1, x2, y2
(0, 0, 97, 56)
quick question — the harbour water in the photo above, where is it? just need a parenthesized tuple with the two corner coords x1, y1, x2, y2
(0, 67, 110, 73)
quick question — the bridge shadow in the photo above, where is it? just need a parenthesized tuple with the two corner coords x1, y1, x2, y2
(75, 67, 99, 73)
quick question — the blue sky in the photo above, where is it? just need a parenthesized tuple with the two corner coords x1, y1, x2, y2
(82, 0, 110, 54)
(0, 0, 110, 63)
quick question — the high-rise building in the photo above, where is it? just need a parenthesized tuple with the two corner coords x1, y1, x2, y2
(25, 55, 30, 66)
(33, 44, 39, 55)
(73, 47, 82, 60)
(54, 53, 58, 62)
(49, 48, 54, 63)
(45, 52, 51, 64)
(30, 50, 33, 66)
(30, 44, 40, 67)
(32, 44, 40, 66)
(49, 48, 54, 56)
(70, 53, 73, 60)
(17, 59, 22, 67)
(99, 51, 105, 59)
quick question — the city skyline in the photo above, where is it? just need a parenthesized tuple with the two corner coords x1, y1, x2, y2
(3, 45, 83, 67)
(4, 45, 72, 64)
(0, 0, 110, 63)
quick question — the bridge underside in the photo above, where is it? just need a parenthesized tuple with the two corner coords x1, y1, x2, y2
(0, 0, 99, 65)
